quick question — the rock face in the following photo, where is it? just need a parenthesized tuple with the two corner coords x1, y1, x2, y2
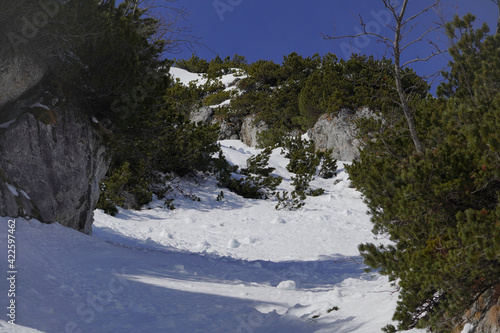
(240, 114, 268, 147)
(308, 108, 374, 161)
(455, 284, 500, 333)
(0, 102, 108, 234)
(0, 54, 47, 110)
(189, 106, 214, 124)
(189, 106, 241, 140)
(216, 116, 241, 140)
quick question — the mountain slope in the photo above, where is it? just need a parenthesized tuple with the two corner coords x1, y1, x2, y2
(0, 140, 425, 333)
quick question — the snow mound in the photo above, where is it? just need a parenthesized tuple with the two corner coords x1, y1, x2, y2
(228, 238, 241, 248)
(276, 280, 296, 290)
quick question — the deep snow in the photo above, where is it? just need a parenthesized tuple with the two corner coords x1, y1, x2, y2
(0, 140, 427, 333)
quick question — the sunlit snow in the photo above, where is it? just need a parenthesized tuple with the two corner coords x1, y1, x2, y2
(0, 140, 426, 333)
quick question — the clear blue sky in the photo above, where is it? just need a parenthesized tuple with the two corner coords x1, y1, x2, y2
(168, 0, 497, 88)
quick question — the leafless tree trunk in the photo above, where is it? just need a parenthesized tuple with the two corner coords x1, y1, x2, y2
(492, 0, 500, 35)
(325, 0, 446, 155)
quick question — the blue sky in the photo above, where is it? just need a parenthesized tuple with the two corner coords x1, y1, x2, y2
(169, 0, 497, 88)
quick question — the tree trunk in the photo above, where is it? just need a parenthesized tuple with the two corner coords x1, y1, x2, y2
(496, 1, 500, 35)
(394, 0, 425, 155)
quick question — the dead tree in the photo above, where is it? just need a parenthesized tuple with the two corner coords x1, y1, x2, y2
(325, 0, 446, 154)
(492, 0, 500, 34)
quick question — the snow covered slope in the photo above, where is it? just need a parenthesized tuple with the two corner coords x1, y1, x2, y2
(0, 140, 425, 333)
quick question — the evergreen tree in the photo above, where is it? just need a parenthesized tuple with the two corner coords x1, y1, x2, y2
(348, 15, 500, 332)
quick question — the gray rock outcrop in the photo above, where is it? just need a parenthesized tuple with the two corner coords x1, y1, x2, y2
(216, 116, 241, 140)
(0, 54, 47, 110)
(189, 106, 241, 140)
(240, 114, 268, 147)
(189, 106, 214, 124)
(0, 102, 108, 234)
(308, 108, 374, 161)
(456, 284, 500, 333)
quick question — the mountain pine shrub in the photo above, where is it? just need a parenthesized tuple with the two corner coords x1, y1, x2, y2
(347, 14, 500, 332)
(217, 148, 283, 199)
(275, 136, 337, 210)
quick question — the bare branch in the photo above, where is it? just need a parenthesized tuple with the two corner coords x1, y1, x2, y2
(400, 25, 442, 53)
(402, 0, 440, 26)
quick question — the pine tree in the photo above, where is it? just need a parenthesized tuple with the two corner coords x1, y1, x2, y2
(348, 14, 500, 332)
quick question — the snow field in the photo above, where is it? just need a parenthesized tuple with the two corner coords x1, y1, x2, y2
(0, 140, 425, 332)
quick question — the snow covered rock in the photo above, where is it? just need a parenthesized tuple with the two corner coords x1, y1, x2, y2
(0, 107, 108, 234)
(276, 280, 296, 290)
(271, 217, 287, 224)
(228, 238, 241, 248)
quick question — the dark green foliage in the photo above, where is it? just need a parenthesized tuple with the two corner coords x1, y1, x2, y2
(256, 126, 289, 149)
(44, 0, 171, 120)
(174, 55, 248, 110)
(275, 136, 335, 210)
(175, 54, 210, 73)
(212, 151, 239, 188)
(318, 149, 338, 179)
(241, 147, 275, 177)
(85, 1, 224, 213)
(203, 89, 233, 107)
(205, 54, 248, 79)
(97, 162, 132, 215)
(233, 53, 320, 130)
(175, 54, 247, 79)
(275, 191, 305, 211)
(2, 0, 164, 118)
(167, 81, 204, 115)
(227, 52, 427, 143)
(348, 15, 500, 332)
(296, 54, 426, 130)
(437, 14, 492, 100)
(381, 324, 397, 333)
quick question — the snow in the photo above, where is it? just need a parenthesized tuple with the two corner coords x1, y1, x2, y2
(29, 102, 50, 110)
(169, 67, 247, 108)
(0, 139, 426, 333)
(170, 67, 208, 86)
(5, 184, 18, 197)
(461, 323, 473, 333)
(170, 67, 246, 88)
(0, 119, 17, 129)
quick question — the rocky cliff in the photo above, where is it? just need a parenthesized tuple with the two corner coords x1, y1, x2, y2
(307, 108, 374, 162)
(0, 55, 108, 234)
(240, 114, 268, 147)
(0, 54, 47, 110)
(454, 284, 500, 333)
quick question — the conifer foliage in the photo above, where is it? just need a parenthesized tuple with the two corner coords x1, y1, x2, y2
(348, 15, 500, 332)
